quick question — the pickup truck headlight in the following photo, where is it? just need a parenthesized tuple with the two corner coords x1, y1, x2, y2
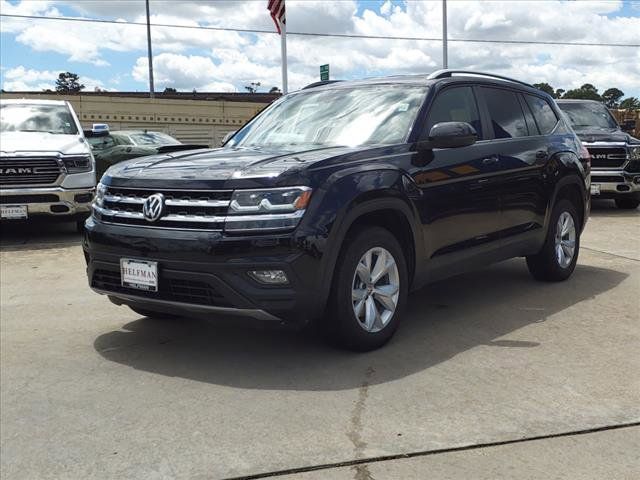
(62, 155, 93, 173)
(630, 146, 640, 161)
(225, 187, 312, 232)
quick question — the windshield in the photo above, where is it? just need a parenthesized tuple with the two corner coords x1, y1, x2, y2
(558, 102, 618, 130)
(233, 85, 428, 149)
(0, 104, 79, 134)
(128, 132, 178, 145)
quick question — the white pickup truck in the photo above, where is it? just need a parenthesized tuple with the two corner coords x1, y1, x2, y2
(0, 99, 96, 230)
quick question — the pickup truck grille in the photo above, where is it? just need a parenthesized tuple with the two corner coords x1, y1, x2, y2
(586, 147, 627, 169)
(0, 157, 62, 186)
(97, 186, 232, 230)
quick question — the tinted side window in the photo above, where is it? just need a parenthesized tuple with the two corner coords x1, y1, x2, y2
(524, 94, 558, 135)
(426, 87, 483, 139)
(481, 87, 528, 139)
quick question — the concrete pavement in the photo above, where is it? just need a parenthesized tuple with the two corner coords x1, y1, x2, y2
(1, 200, 639, 479)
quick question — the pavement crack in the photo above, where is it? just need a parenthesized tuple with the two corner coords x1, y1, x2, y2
(346, 366, 375, 477)
(228, 422, 640, 480)
(582, 246, 639, 262)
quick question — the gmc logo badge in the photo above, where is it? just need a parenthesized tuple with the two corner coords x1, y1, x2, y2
(0, 167, 34, 175)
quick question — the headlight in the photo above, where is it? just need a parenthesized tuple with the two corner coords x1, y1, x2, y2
(94, 182, 107, 208)
(630, 146, 640, 161)
(225, 187, 312, 232)
(62, 155, 93, 173)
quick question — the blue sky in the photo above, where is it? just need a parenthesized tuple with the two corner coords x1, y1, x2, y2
(1, 1, 639, 97)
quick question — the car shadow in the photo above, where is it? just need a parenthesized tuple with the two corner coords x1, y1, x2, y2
(0, 218, 81, 251)
(94, 258, 628, 391)
(590, 199, 640, 218)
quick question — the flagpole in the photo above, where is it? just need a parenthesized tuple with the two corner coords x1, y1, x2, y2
(442, 0, 448, 69)
(145, 0, 155, 98)
(280, 18, 288, 93)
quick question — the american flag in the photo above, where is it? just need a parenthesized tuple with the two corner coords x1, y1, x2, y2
(267, 0, 286, 34)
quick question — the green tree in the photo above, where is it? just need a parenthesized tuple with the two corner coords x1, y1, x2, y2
(619, 97, 640, 110)
(602, 88, 625, 109)
(163, 87, 177, 93)
(268, 86, 281, 93)
(555, 88, 565, 99)
(562, 84, 601, 101)
(55, 72, 85, 93)
(532, 82, 556, 97)
(244, 82, 261, 93)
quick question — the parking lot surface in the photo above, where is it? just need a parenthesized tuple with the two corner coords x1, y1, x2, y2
(1, 200, 639, 479)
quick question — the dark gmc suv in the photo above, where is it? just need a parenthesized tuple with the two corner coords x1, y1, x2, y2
(84, 70, 590, 351)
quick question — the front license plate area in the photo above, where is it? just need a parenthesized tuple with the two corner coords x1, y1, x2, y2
(120, 259, 158, 292)
(590, 183, 601, 195)
(1, 205, 28, 219)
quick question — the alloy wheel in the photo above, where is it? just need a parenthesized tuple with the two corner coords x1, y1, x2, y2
(555, 211, 576, 268)
(351, 247, 400, 333)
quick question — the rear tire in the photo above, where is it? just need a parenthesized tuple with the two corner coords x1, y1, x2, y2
(526, 199, 580, 282)
(615, 198, 640, 210)
(325, 226, 408, 351)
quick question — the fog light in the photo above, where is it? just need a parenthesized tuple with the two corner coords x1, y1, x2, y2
(633, 176, 640, 184)
(248, 270, 289, 285)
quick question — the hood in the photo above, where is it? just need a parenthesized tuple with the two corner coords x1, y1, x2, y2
(0, 131, 90, 155)
(572, 127, 638, 144)
(104, 145, 358, 188)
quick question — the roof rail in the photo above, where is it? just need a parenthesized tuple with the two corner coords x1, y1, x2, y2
(427, 70, 533, 88)
(302, 80, 343, 90)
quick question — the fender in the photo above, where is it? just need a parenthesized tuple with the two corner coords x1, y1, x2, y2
(545, 150, 589, 233)
(296, 168, 424, 315)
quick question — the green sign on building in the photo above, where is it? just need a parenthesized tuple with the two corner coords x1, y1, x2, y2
(320, 64, 329, 82)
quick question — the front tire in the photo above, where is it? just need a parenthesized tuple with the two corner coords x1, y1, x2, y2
(325, 227, 408, 351)
(615, 198, 640, 210)
(526, 199, 580, 282)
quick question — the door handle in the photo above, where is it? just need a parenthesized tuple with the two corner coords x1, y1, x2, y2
(482, 156, 499, 165)
(536, 150, 548, 160)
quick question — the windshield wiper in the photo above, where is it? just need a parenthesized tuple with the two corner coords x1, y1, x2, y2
(16, 129, 62, 134)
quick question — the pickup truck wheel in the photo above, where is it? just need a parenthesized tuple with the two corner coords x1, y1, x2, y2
(526, 199, 580, 282)
(326, 227, 408, 351)
(615, 198, 640, 210)
(128, 305, 177, 319)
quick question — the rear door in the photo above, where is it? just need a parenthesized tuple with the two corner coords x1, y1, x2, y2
(478, 86, 550, 236)
(411, 85, 503, 261)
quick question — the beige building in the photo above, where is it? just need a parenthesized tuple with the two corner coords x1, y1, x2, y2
(0, 91, 280, 147)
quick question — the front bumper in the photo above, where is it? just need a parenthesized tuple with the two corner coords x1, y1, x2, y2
(83, 217, 325, 324)
(590, 170, 640, 199)
(0, 186, 94, 217)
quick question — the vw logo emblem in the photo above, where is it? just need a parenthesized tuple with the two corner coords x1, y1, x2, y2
(142, 193, 165, 222)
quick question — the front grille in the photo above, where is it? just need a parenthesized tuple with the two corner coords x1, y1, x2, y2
(587, 147, 627, 169)
(97, 186, 232, 230)
(0, 194, 59, 204)
(92, 268, 230, 307)
(0, 157, 62, 186)
(591, 175, 625, 183)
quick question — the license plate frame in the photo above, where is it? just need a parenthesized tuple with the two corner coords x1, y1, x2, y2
(590, 183, 601, 195)
(120, 258, 158, 292)
(0, 205, 28, 219)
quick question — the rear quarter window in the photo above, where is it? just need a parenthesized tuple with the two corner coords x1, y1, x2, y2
(524, 94, 558, 135)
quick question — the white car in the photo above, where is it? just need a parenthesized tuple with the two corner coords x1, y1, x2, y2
(0, 99, 96, 230)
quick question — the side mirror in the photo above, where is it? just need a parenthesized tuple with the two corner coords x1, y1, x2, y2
(621, 120, 636, 132)
(429, 122, 478, 149)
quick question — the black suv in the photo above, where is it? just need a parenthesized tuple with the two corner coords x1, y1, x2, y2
(557, 99, 640, 209)
(84, 70, 590, 351)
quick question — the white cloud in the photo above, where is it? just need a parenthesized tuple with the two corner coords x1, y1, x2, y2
(1, 66, 109, 91)
(0, 0, 639, 95)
